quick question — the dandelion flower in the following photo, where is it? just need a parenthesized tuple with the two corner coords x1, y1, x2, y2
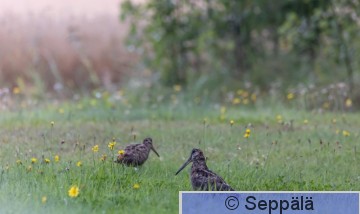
(345, 98, 352, 107)
(303, 119, 308, 124)
(27, 165, 32, 172)
(54, 155, 60, 162)
(16, 160, 22, 165)
(108, 141, 116, 150)
(323, 102, 330, 109)
(68, 185, 80, 198)
(287, 93, 294, 100)
(100, 154, 107, 162)
(342, 130, 350, 137)
(244, 129, 251, 138)
(276, 115, 283, 123)
(118, 150, 125, 155)
(50, 121, 55, 126)
(251, 93, 257, 102)
(203, 118, 208, 124)
(133, 183, 140, 189)
(92, 145, 99, 152)
(44, 158, 50, 164)
(230, 120, 234, 126)
(236, 89, 244, 96)
(232, 98, 241, 105)
(41, 196, 47, 204)
(13, 87, 21, 94)
(31, 158, 37, 164)
(58, 108, 64, 114)
(173, 84, 182, 92)
(76, 161, 82, 167)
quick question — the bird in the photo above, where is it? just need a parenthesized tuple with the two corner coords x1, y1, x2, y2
(175, 148, 235, 191)
(115, 137, 160, 166)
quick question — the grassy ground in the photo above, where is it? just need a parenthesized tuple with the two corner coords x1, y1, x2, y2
(0, 99, 359, 213)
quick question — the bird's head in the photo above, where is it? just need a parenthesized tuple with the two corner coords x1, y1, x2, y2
(143, 137, 160, 157)
(175, 148, 205, 175)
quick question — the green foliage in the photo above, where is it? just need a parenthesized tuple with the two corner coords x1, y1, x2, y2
(121, 0, 360, 91)
(0, 98, 360, 212)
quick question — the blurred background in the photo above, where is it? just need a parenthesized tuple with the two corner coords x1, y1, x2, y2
(0, 0, 359, 111)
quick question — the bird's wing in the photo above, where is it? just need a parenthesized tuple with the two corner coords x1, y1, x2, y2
(197, 168, 235, 191)
(124, 143, 141, 153)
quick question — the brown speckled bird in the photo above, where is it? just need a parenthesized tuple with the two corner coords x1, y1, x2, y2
(175, 148, 235, 191)
(115, 137, 160, 166)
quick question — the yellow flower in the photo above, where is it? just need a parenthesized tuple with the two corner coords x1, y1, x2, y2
(76, 161, 82, 167)
(342, 130, 350, 137)
(31, 158, 37, 164)
(27, 165, 32, 172)
(13, 87, 21, 94)
(332, 118, 337, 124)
(68, 185, 80, 198)
(50, 121, 55, 126)
(303, 119, 308, 124)
(41, 196, 47, 204)
(92, 145, 99, 152)
(203, 118, 208, 124)
(323, 102, 330, 109)
(118, 150, 125, 155)
(16, 160, 22, 165)
(232, 98, 241, 105)
(100, 154, 107, 162)
(133, 183, 140, 189)
(251, 93, 257, 102)
(287, 93, 294, 100)
(54, 155, 60, 162)
(173, 84, 182, 92)
(244, 129, 251, 138)
(44, 158, 50, 164)
(108, 141, 116, 150)
(276, 115, 283, 123)
(345, 98, 352, 107)
(230, 120, 234, 126)
(58, 108, 64, 114)
(236, 89, 244, 96)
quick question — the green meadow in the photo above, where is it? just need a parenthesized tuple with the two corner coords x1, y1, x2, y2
(0, 95, 359, 213)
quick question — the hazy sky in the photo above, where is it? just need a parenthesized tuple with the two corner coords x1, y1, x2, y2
(0, 0, 121, 17)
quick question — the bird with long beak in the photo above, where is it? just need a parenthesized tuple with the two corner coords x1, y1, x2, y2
(175, 148, 235, 191)
(115, 137, 160, 166)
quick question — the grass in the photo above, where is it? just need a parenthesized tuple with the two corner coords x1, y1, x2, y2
(0, 98, 359, 213)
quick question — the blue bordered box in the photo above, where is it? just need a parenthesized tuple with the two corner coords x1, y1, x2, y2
(180, 191, 360, 214)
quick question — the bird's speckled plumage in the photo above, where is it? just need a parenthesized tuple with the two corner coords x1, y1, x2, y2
(175, 148, 235, 191)
(115, 137, 160, 166)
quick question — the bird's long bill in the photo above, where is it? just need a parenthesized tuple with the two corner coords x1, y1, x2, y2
(151, 146, 160, 157)
(175, 158, 191, 175)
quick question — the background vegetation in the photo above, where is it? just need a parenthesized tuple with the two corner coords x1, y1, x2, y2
(1, 0, 360, 213)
